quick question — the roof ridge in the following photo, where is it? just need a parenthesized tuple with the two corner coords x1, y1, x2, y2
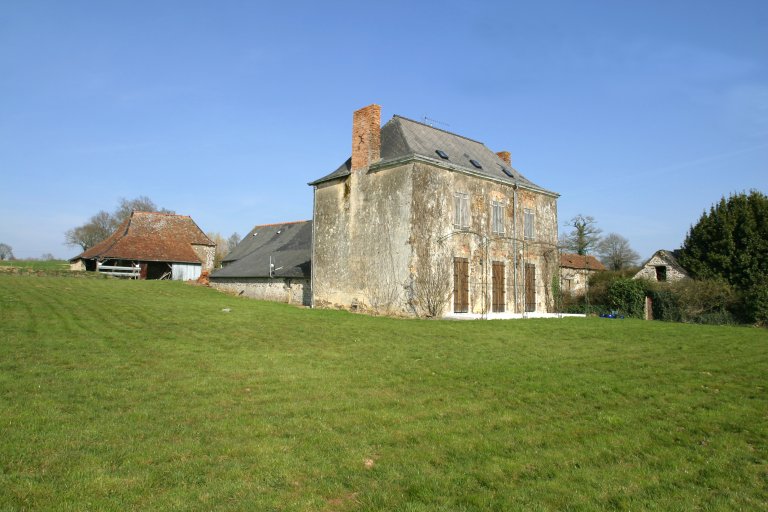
(392, 115, 484, 145)
(132, 211, 190, 218)
(251, 220, 311, 229)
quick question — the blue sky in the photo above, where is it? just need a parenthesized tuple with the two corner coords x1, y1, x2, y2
(1, 0, 766, 260)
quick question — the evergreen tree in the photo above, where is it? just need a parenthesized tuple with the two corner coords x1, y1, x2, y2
(678, 190, 768, 291)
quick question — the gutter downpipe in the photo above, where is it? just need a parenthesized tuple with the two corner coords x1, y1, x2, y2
(512, 183, 518, 314)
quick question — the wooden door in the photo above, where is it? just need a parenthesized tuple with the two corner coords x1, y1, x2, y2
(453, 258, 469, 313)
(492, 261, 505, 312)
(525, 263, 536, 312)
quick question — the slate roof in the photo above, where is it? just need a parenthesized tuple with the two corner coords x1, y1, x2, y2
(210, 220, 312, 279)
(71, 212, 214, 263)
(309, 115, 556, 196)
(560, 253, 606, 271)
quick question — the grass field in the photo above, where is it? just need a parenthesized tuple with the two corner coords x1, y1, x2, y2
(0, 260, 70, 271)
(0, 274, 766, 511)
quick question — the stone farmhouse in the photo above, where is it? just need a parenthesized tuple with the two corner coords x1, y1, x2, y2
(215, 104, 560, 317)
(559, 253, 606, 296)
(70, 211, 215, 280)
(633, 249, 690, 283)
(310, 104, 559, 316)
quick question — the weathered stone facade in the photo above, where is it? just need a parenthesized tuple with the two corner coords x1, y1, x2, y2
(559, 254, 606, 296)
(192, 244, 216, 273)
(311, 105, 559, 317)
(633, 250, 689, 283)
(210, 277, 310, 306)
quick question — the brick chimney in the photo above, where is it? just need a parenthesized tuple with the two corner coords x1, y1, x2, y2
(351, 104, 381, 171)
(496, 151, 511, 165)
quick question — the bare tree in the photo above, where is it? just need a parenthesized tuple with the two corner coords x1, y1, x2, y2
(412, 243, 452, 317)
(65, 223, 105, 251)
(113, 196, 173, 224)
(561, 214, 602, 255)
(65, 197, 174, 252)
(227, 232, 241, 253)
(596, 233, 640, 270)
(0, 243, 14, 260)
(409, 173, 452, 317)
(206, 232, 229, 268)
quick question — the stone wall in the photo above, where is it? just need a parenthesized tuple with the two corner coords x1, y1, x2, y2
(634, 253, 689, 282)
(560, 267, 601, 295)
(409, 164, 559, 316)
(312, 159, 559, 316)
(210, 277, 311, 306)
(312, 162, 414, 314)
(192, 244, 216, 273)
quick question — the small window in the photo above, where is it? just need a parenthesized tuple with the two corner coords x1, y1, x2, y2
(491, 201, 505, 235)
(469, 159, 482, 169)
(524, 208, 535, 240)
(501, 166, 514, 178)
(436, 149, 449, 160)
(454, 193, 470, 230)
(655, 266, 667, 282)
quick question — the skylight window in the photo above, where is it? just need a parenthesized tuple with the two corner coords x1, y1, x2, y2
(436, 149, 449, 160)
(501, 167, 514, 178)
(469, 159, 482, 169)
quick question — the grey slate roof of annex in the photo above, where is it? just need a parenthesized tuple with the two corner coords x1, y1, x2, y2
(210, 220, 312, 279)
(309, 115, 557, 196)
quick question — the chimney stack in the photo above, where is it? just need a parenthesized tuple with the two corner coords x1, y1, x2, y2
(496, 151, 511, 165)
(351, 104, 381, 171)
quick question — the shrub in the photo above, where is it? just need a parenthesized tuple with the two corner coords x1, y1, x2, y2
(646, 279, 738, 325)
(741, 274, 768, 326)
(648, 286, 682, 322)
(607, 278, 647, 318)
(673, 279, 737, 324)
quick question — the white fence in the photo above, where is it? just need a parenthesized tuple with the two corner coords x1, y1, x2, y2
(96, 262, 140, 279)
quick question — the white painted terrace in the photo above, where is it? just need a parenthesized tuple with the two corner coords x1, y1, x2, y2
(443, 312, 587, 320)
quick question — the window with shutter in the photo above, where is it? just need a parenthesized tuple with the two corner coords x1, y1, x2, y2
(492, 201, 505, 235)
(524, 208, 535, 240)
(453, 193, 470, 230)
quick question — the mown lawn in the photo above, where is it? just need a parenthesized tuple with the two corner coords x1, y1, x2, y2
(0, 274, 766, 511)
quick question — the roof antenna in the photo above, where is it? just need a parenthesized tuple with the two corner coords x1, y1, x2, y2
(423, 116, 450, 128)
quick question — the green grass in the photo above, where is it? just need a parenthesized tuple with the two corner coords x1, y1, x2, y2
(0, 274, 766, 511)
(0, 260, 70, 271)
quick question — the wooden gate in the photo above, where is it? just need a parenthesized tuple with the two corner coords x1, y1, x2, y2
(525, 263, 536, 312)
(492, 261, 505, 313)
(453, 258, 469, 313)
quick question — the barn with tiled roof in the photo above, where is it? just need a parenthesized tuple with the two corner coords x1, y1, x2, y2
(69, 211, 215, 280)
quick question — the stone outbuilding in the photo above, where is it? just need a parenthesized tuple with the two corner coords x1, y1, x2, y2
(559, 253, 606, 295)
(209, 221, 312, 306)
(309, 104, 560, 317)
(633, 249, 690, 283)
(69, 211, 215, 280)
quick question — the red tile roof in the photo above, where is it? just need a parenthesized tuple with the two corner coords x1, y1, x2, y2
(560, 253, 606, 271)
(74, 212, 214, 263)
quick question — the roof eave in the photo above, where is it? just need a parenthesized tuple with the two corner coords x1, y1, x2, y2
(369, 154, 560, 198)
